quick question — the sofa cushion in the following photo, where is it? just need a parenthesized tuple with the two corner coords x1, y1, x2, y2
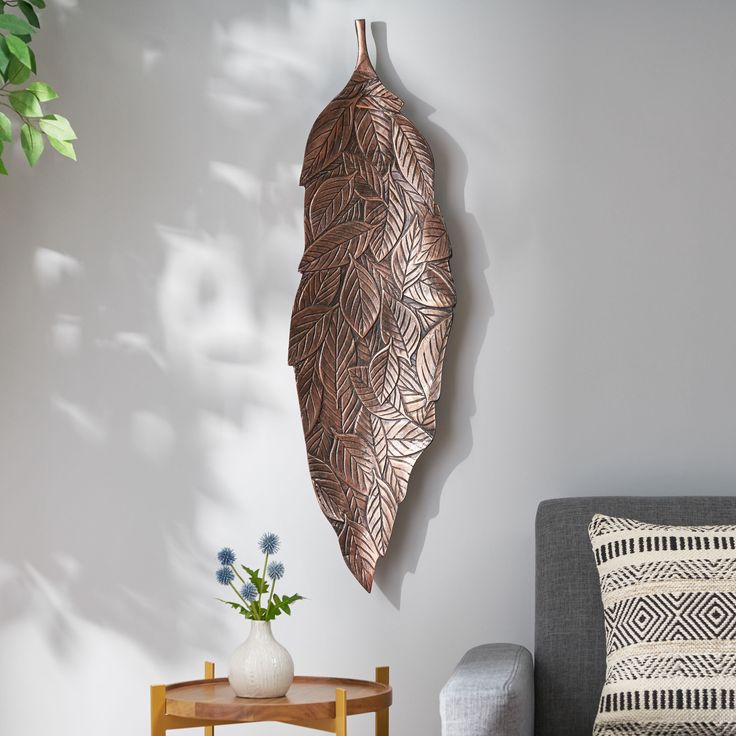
(589, 513, 736, 735)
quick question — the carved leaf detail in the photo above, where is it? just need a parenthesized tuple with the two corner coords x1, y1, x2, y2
(356, 323, 384, 366)
(380, 295, 421, 361)
(355, 107, 393, 167)
(300, 100, 353, 185)
(308, 455, 349, 522)
(340, 381, 362, 433)
(336, 199, 364, 227)
(415, 305, 453, 334)
(383, 418, 433, 457)
(384, 452, 422, 502)
(364, 202, 388, 245)
(390, 216, 424, 294)
(339, 520, 380, 592)
(296, 269, 342, 311)
(366, 477, 397, 554)
(396, 366, 427, 421)
(310, 174, 355, 235)
(392, 113, 434, 207)
(416, 315, 452, 401)
(339, 255, 380, 337)
(306, 423, 331, 458)
(370, 179, 404, 261)
(331, 433, 376, 491)
(292, 37, 455, 591)
(319, 312, 356, 432)
(343, 153, 385, 201)
(419, 211, 451, 262)
(421, 401, 436, 432)
(299, 221, 374, 272)
(348, 366, 406, 420)
(294, 352, 323, 434)
(288, 306, 334, 365)
(336, 70, 376, 101)
(404, 263, 456, 307)
(356, 78, 403, 113)
(368, 343, 400, 403)
(370, 413, 389, 465)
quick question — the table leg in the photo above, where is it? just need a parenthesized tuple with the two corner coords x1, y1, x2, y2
(374, 666, 389, 736)
(335, 687, 347, 736)
(151, 684, 166, 736)
(204, 661, 215, 736)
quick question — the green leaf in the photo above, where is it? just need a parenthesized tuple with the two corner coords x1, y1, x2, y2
(39, 114, 76, 140)
(0, 112, 11, 142)
(47, 135, 75, 160)
(20, 122, 43, 166)
(6, 56, 30, 84)
(5, 34, 31, 69)
(0, 37, 9, 77)
(242, 566, 269, 595)
(27, 81, 57, 101)
(18, 1, 40, 29)
(0, 157, 7, 175)
(9, 90, 42, 116)
(25, 0, 45, 8)
(281, 601, 291, 615)
(217, 598, 251, 618)
(8, 90, 43, 118)
(0, 13, 35, 35)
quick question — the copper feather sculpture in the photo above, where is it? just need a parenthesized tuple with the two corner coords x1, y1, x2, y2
(289, 19, 456, 591)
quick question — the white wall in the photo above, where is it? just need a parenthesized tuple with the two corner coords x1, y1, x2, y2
(2, 1, 736, 733)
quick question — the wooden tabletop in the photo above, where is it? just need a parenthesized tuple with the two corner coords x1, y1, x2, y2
(165, 675, 392, 723)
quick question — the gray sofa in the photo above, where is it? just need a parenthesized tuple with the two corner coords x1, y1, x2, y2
(440, 496, 736, 736)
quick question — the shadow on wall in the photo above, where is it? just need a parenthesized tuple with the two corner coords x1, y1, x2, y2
(370, 22, 494, 607)
(0, 2, 490, 655)
(0, 0, 316, 658)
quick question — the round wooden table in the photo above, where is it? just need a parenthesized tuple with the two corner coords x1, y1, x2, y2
(151, 663, 392, 736)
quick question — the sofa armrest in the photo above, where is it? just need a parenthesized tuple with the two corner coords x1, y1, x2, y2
(440, 643, 534, 736)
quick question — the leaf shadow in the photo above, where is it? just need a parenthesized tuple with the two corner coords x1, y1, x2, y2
(0, 0, 316, 661)
(370, 21, 494, 607)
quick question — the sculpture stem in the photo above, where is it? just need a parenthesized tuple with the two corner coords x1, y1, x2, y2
(354, 19, 375, 75)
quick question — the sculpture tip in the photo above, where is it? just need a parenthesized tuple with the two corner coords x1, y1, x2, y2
(354, 19, 375, 75)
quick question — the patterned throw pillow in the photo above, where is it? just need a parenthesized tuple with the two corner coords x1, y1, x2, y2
(589, 513, 736, 736)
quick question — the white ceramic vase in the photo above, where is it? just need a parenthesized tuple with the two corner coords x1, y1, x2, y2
(228, 620, 294, 698)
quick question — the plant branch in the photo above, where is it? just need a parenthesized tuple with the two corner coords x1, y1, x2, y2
(257, 552, 269, 610)
(230, 563, 246, 585)
(266, 578, 277, 615)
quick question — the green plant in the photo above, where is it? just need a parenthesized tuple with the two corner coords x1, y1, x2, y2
(0, 0, 76, 174)
(215, 535, 304, 622)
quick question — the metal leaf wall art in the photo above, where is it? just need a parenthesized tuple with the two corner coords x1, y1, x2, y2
(289, 19, 456, 591)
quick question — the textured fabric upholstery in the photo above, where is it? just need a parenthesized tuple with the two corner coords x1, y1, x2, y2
(440, 643, 534, 736)
(535, 496, 736, 736)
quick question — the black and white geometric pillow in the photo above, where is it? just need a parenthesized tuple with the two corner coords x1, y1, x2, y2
(589, 513, 736, 736)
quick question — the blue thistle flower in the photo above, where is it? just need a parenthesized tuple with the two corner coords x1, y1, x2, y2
(259, 532, 280, 555)
(267, 561, 285, 581)
(217, 547, 236, 566)
(215, 566, 235, 586)
(240, 582, 258, 602)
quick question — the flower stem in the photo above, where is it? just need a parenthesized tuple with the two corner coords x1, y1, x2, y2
(229, 582, 249, 607)
(230, 564, 246, 585)
(257, 552, 269, 613)
(266, 578, 278, 617)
